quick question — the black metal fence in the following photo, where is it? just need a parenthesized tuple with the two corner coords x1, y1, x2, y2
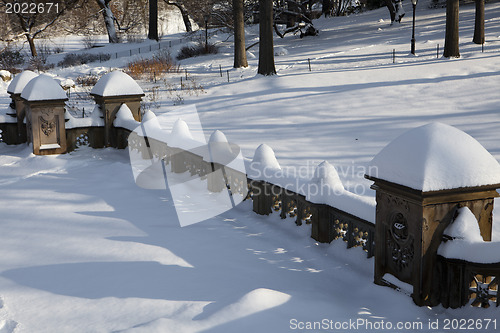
(110, 38, 184, 60)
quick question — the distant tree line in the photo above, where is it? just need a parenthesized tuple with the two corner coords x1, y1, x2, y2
(0, 0, 487, 68)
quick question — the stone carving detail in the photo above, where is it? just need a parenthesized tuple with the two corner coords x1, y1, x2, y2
(41, 109, 53, 117)
(422, 218, 429, 231)
(40, 116, 57, 136)
(387, 236, 414, 272)
(469, 274, 498, 308)
(386, 194, 410, 212)
(387, 211, 414, 272)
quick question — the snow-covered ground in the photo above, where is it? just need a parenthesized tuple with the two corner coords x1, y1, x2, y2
(1, 0, 500, 331)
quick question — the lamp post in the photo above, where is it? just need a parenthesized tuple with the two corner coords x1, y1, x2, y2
(411, 0, 418, 55)
(204, 14, 210, 53)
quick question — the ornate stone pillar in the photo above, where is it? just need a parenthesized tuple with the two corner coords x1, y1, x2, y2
(21, 75, 68, 155)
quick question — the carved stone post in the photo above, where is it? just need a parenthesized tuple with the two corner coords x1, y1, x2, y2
(20, 75, 68, 155)
(90, 71, 144, 147)
(7, 70, 38, 142)
(366, 123, 500, 306)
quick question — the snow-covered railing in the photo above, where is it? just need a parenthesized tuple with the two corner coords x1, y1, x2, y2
(247, 144, 376, 257)
(435, 207, 500, 308)
(117, 108, 376, 257)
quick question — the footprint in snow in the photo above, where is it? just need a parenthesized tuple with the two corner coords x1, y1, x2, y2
(0, 320, 18, 333)
(0, 298, 19, 333)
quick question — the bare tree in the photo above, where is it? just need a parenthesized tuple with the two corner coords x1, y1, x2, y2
(472, 0, 484, 45)
(0, 0, 78, 56)
(443, 0, 460, 57)
(149, 0, 159, 40)
(163, 0, 193, 32)
(322, 0, 333, 17)
(233, 0, 248, 68)
(257, 0, 276, 75)
(95, 0, 120, 43)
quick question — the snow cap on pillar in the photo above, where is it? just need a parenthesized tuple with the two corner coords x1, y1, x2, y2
(90, 70, 144, 97)
(21, 74, 68, 101)
(7, 70, 38, 95)
(367, 123, 500, 192)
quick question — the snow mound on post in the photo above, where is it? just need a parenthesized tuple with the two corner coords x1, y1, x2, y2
(310, 161, 344, 192)
(20, 74, 67, 101)
(168, 119, 202, 150)
(438, 207, 500, 263)
(209, 130, 228, 143)
(170, 119, 193, 140)
(248, 144, 281, 180)
(113, 104, 139, 131)
(442, 207, 483, 242)
(142, 110, 161, 130)
(7, 70, 38, 94)
(207, 130, 233, 163)
(90, 71, 144, 97)
(367, 123, 500, 191)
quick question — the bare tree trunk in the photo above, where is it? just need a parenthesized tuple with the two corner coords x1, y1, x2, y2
(164, 1, 192, 32)
(148, 0, 159, 41)
(257, 0, 276, 75)
(233, 0, 248, 68)
(472, 0, 484, 44)
(384, 0, 396, 23)
(26, 34, 38, 57)
(322, 0, 333, 17)
(96, 0, 119, 43)
(443, 0, 460, 57)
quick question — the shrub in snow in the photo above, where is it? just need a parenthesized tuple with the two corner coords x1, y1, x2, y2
(0, 47, 24, 71)
(76, 74, 104, 87)
(83, 35, 99, 49)
(58, 53, 111, 68)
(27, 56, 54, 72)
(176, 43, 218, 60)
(126, 50, 180, 81)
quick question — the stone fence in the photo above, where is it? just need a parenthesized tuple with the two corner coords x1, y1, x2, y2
(119, 113, 500, 309)
(1, 71, 499, 309)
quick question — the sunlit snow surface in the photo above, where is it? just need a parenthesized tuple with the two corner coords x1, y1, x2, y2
(1, 0, 500, 331)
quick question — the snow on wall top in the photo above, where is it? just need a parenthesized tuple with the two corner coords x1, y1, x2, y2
(20, 74, 68, 101)
(91, 71, 144, 97)
(65, 105, 105, 129)
(443, 207, 484, 242)
(113, 104, 139, 131)
(438, 207, 500, 263)
(367, 123, 500, 192)
(7, 70, 38, 94)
